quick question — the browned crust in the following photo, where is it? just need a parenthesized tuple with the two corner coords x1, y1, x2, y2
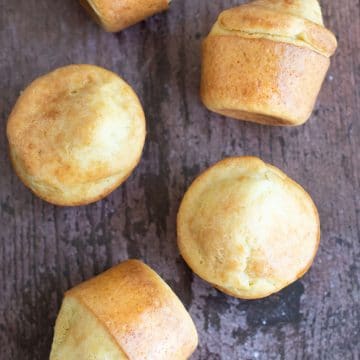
(177, 156, 321, 300)
(80, 0, 170, 32)
(201, 35, 330, 126)
(66, 260, 198, 360)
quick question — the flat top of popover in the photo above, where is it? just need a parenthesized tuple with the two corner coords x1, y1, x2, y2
(7, 64, 145, 201)
(209, 0, 337, 57)
(177, 157, 320, 299)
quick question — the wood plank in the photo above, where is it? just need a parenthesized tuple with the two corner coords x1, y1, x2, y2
(0, 0, 359, 358)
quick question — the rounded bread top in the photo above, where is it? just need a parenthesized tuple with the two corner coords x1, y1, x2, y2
(7, 64, 146, 193)
(209, 0, 337, 57)
(177, 157, 320, 299)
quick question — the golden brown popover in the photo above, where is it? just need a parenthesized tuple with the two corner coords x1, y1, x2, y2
(50, 260, 198, 360)
(80, 0, 171, 32)
(7, 65, 146, 206)
(177, 157, 320, 299)
(201, 0, 337, 126)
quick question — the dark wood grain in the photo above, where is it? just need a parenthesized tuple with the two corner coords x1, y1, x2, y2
(0, 1, 359, 359)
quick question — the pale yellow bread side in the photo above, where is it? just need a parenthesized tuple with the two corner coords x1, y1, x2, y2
(51, 260, 198, 360)
(7, 64, 146, 206)
(177, 157, 320, 299)
(80, 0, 171, 32)
(50, 296, 128, 360)
(252, 0, 324, 25)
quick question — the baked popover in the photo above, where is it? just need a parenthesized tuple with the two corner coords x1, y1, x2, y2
(7, 64, 146, 206)
(201, 0, 337, 125)
(177, 157, 320, 299)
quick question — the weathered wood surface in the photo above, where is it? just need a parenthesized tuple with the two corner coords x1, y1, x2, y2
(0, 0, 359, 359)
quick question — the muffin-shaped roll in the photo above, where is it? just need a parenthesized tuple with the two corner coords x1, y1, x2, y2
(177, 157, 320, 299)
(7, 65, 146, 206)
(201, 0, 337, 126)
(50, 260, 198, 360)
(80, 0, 171, 32)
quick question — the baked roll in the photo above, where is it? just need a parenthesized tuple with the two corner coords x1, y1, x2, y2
(177, 157, 320, 299)
(7, 64, 146, 206)
(201, 0, 337, 126)
(50, 260, 198, 360)
(80, 0, 171, 32)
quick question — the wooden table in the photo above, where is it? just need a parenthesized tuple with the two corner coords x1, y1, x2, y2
(0, 1, 359, 359)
